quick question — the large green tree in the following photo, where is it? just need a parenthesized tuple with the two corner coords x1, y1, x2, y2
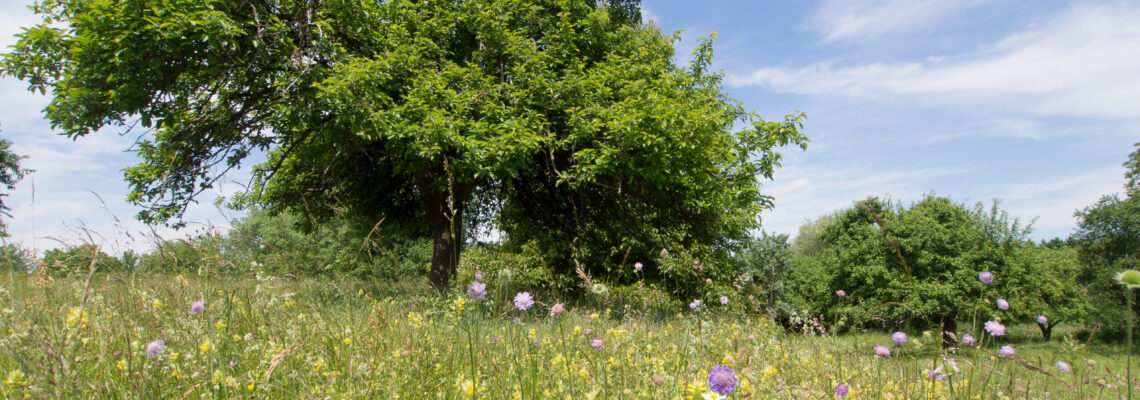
(2, 0, 805, 289)
(797, 196, 1086, 347)
(1075, 142, 1140, 334)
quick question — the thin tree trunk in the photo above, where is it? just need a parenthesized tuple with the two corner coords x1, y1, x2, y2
(416, 169, 471, 291)
(941, 313, 958, 349)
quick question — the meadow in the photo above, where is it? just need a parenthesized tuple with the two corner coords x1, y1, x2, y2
(0, 267, 1131, 399)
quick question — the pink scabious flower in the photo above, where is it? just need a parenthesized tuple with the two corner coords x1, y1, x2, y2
(719, 296, 729, 305)
(707, 365, 738, 395)
(961, 333, 976, 346)
(146, 340, 165, 356)
(1037, 315, 1048, 325)
(1056, 361, 1072, 373)
(836, 290, 846, 297)
(979, 271, 994, 284)
(549, 303, 565, 317)
(996, 298, 1010, 311)
(874, 345, 891, 357)
(474, 271, 483, 281)
(513, 292, 534, 311)
(1000, 345, 1015, 358)
(467, 281, 486, 300)
(984, 320, 1006, 336)
(634, 262, 643, 272)
(892, 331, 907, 345)
(190, 300, 205, 314)
(689, 300, 701, 310)
(590, 337, 604, 351)
(927, 366, 949, 381)
(834, 382, 849, 397)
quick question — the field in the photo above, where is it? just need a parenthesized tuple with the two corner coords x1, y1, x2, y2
(0, 270, 1132, 399)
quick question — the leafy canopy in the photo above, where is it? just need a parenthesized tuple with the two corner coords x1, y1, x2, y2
(793, 195, 1086, 341)
(2, 0, 806, 288)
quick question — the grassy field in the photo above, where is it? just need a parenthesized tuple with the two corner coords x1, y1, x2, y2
(0, 270, 1132, 399)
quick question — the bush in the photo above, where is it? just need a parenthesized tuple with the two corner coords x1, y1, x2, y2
(41, 244, 124, 276)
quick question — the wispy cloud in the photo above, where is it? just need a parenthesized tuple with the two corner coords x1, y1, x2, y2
(807, 0, 990, 43)
(737, 3, 1140, 119)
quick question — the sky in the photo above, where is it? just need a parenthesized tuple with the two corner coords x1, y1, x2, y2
(1, 0, 1137, 255)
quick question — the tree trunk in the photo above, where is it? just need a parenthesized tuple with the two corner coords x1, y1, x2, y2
(941, 314, 958, 349)
(416, 169, 471, 291)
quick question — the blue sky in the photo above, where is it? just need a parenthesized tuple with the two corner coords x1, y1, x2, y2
(1, 0, 1138, 254)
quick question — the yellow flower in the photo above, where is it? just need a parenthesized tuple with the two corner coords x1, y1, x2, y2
(573, 325, 582, 336)
(215, 321, 227, 330)
(152, 299, 164, 310)
(342, 338, 351, 345)
(200, 337, 213, 353)
(115, 360, 125, 371)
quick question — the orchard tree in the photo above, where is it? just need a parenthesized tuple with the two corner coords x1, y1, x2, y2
(803, 195, 1084, 347)
(2, 0, 806, 289)
(1075, 142, 1140, 334)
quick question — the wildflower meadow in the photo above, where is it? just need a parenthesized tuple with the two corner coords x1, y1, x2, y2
(0, 264, 1133, 399)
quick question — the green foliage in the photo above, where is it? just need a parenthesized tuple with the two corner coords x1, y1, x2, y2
(0, 243, 34, 274)
(733, 232, 795, 316)
(0, 125, 28, 235)
(40, 244, 125, 276)
(791, 195, 1087, 342)
(222, 208, 432, 279)
(1074, 142, 1140, 336)
(2, 0, 805, 289)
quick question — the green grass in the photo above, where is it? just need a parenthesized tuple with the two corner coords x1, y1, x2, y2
(0, 271, 1132, 399)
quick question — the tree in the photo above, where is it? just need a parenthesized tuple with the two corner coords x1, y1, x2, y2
(2, 0, 806, 289)
(0, 124, 28, 235)
(1075, 142, 1140, 336)
(797, 195, 1084, 347)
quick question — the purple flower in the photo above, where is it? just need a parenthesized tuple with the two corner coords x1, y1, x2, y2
(1037, 315, 1048, 325)
(979, 271, 994, 284)
(190, 300, 205, 314)
(146, 340, 165, 356)
(474, 271, 483, 281)
(1000, 345, 1015, 358)
(228, 359, 238, 368)
(550, 303, 565, 317)
(874, 345, 891, 357)
(634, 262, 643, 272)
(927, 366, 948, 381)
(707, 365, 738, 395)
(513, 292, 534, 311)
(834, 382, 849, 397)
(892, 331, 907, 345)
(590, 337, 604, 351)
(961, 333, 975, 346)
(689, 300, 701, 310)
(996, 298, 1010, 311)
(1056, 361, 1071, 373)
(984, 320, 1006, 336)
(836, 290, 846, 297)
(491, 336, 499, 344)
(467, 281, 486, 300)
(719, 296, 729, 305)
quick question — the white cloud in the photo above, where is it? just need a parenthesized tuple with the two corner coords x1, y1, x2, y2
(808, 0, 989, 43)
(735, 3, 1140, 120)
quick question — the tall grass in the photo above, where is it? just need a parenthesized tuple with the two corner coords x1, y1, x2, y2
(0, 270, 1131, 399)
